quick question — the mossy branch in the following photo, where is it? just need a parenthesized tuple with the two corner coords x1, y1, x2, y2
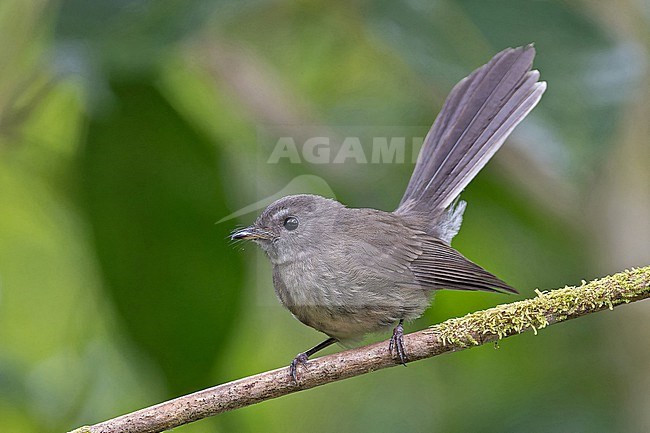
(69, 266, 650, 433)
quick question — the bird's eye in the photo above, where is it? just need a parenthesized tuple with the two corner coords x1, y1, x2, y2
(283, 216, 299, 231)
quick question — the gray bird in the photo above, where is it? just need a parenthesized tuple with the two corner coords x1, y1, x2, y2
(232, 45, 546, 381)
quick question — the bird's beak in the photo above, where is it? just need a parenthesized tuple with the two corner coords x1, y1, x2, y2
(231, 226, 274, 241)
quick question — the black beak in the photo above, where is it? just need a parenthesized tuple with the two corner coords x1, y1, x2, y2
(231, 226, 274, 241)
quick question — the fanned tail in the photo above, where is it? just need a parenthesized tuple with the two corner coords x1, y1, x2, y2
(397, 45, 546, 241)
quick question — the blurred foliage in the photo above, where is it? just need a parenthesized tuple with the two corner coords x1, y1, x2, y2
(80, 79, 244, 395)
(1, 1, 648, 433)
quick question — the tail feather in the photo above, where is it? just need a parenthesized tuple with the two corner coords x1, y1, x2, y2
(397, 45, 545, 225)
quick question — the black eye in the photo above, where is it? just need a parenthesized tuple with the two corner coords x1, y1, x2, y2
(283, 216, 299, 231)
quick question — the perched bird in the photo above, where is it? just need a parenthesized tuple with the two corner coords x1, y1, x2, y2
(232, 45, 546, 381)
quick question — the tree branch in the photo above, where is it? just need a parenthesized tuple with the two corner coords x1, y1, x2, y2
(69, 266, 650, 433)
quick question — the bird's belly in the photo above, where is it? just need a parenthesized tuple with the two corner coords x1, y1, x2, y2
(272, 261, 429, 342)
(290, 304, 396, 343)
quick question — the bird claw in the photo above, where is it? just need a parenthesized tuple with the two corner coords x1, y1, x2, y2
(389, 322, 408, 365)
(289, 352, 309, 383)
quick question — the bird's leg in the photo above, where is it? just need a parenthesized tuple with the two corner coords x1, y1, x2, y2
(290, 337, 337, 383)
(389, 319, 408, 365)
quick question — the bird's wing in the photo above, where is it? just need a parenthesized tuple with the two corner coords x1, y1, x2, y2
(336, 209, 515, 294)
(335, 209, 422, 284)
(409, 236, 517, 293)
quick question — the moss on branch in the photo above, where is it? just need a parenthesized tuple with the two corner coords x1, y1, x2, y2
(430, 266, 650, 347)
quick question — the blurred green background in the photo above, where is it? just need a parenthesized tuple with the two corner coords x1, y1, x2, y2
(1, 1, 649, 432)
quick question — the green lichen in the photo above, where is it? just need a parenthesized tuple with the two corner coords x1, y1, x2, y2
(67, 427, 92, 433)
(425, 266, 650, 348)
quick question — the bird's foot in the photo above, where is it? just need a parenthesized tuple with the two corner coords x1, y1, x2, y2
(289, 352, 309, 383)
(389, 322, 408, 365)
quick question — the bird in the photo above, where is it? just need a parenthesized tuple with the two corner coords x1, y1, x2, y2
(231, 45, 546, 381)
